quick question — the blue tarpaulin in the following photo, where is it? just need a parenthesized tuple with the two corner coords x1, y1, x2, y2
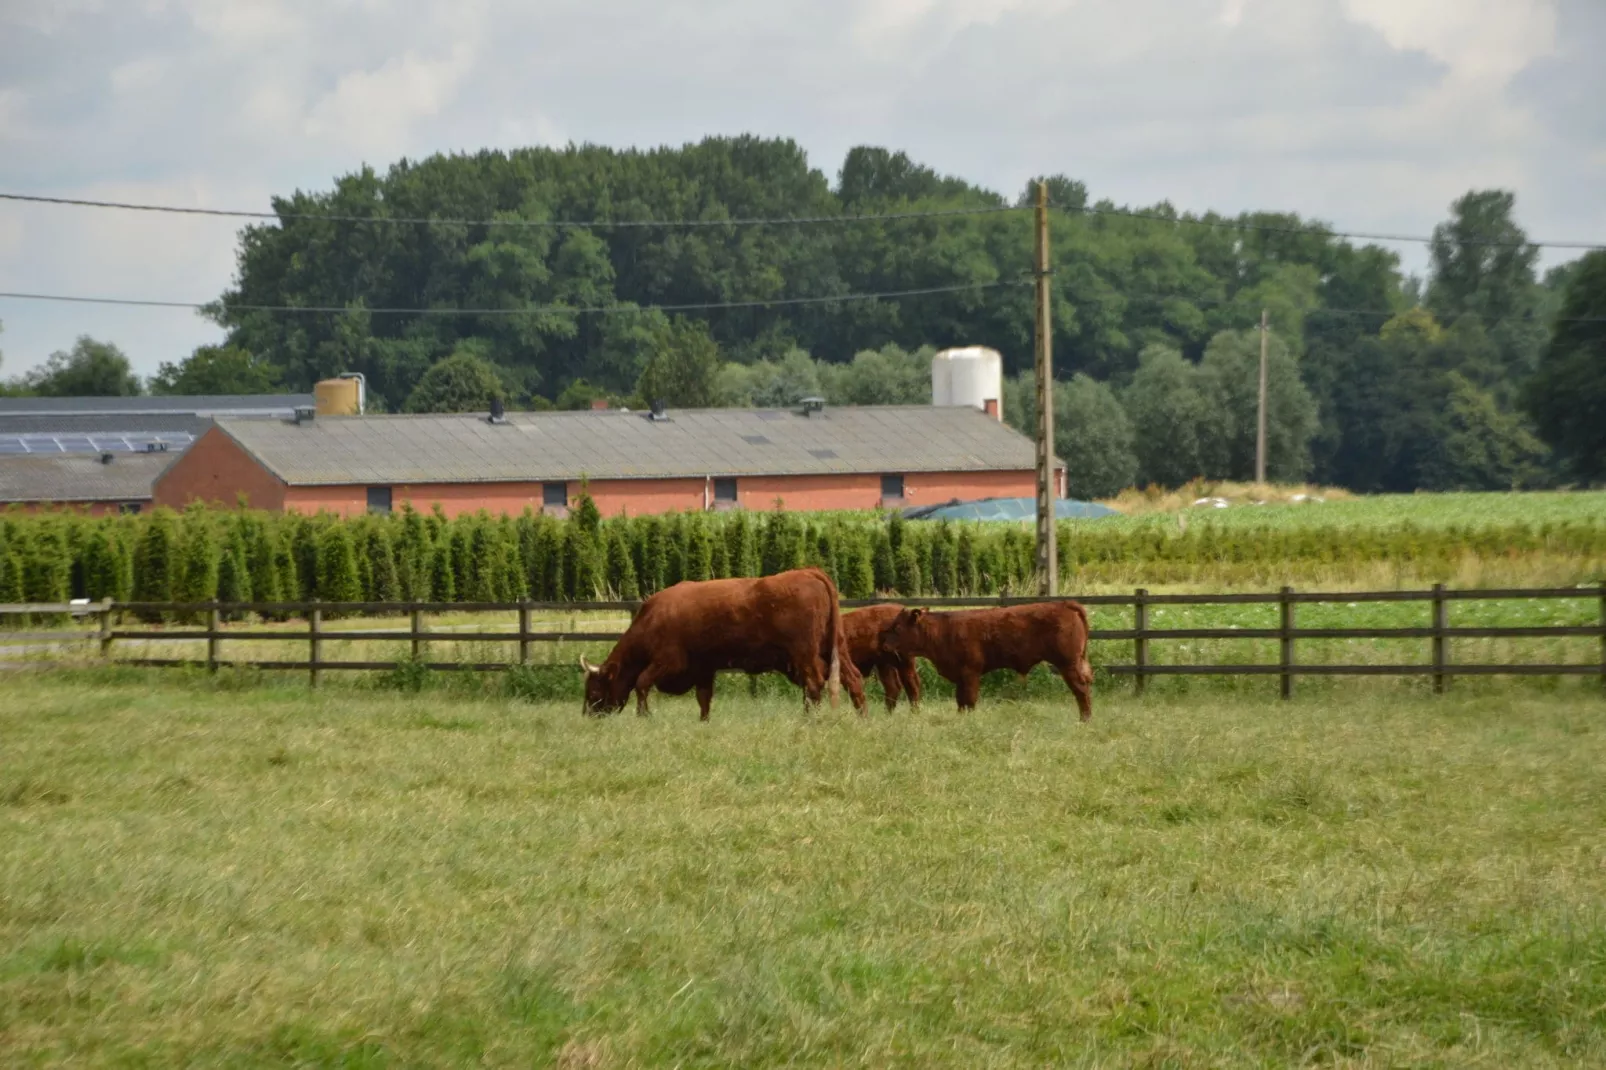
(902, 497, 1120, 521)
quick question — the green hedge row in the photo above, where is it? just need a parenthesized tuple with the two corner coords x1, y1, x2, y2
(2, 497, 1603, 621)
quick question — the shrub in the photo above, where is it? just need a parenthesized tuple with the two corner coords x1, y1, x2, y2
(895, 542, 923, 597)
(315, 524, 362, 606)
(604, 527, 640, 599)
(380, 653, 433, 693)
(503, 662, 575, 703)
(132, 508, 178, 615)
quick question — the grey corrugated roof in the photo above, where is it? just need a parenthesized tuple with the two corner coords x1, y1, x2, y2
(0, 453, 172, 503)
(0, 413, 215, 437)
(211, 406, 1055, 486)
(0, 394, 312, 418)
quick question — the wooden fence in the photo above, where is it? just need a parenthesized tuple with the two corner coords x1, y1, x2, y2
(2, 584, 1603, 697)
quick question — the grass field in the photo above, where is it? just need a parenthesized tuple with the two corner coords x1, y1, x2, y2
(3, 674, 1605, 1066)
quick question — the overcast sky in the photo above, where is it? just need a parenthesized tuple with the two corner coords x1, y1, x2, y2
(1, 0, 1602, 379)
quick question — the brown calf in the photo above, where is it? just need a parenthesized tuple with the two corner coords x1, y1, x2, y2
(879, 602, 1093, 719)
(843, 604, 922, 712)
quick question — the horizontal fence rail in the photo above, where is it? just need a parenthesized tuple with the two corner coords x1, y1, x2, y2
(1, 584, 1602, 697)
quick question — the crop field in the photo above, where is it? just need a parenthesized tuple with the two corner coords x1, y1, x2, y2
(3, 674, 1605, 1066)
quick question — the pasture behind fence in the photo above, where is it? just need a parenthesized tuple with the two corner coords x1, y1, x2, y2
(2, 585, 1603, 697)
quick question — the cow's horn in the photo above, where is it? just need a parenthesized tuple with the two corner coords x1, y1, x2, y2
(579, 656, 597, 674)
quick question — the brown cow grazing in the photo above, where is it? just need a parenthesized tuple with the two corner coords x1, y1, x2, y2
(843, 603, 922, 712)
(581, 568, 867, 720)
(879, 602, 1094, 719)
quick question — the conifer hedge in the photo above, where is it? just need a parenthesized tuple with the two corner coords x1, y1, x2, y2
(1, 494, 1601, 619)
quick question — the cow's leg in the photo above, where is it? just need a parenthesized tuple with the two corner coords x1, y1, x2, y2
(633, 664, 664, 718)
(956, 671, 982, 711)
(899, 658, 922, 709)
(1059, 662, 1094, 722)
(842, 658, 868, 716)
(695, 676, 715, 722)
(876, 663, 901, 712)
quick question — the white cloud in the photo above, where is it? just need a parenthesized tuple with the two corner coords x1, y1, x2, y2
(1343, 0, 1557, 83)
(0, 0, 1600, 377)
(304, 42, 476, 158)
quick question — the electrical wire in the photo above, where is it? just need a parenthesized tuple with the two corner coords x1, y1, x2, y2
(0, 191, 1020, 229)
(0, 279, 1027, 316)
(4, 188, 1602, 250)
(1057, 202, 1606, 252)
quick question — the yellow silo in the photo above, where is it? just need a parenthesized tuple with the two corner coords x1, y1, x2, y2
(314, 377, 362, 416)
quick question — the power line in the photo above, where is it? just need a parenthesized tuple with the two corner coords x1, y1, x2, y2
(1059, 202, 1606, 252)
(0, 279, 1026, 316)
(0, 191, 1020, 229)
(6, 282, 1602, 324)
(5, 187, 1603, 250)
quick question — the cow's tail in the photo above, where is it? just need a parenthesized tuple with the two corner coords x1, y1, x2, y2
(1068, 601, 1094, 684)
(824, 572, 843, 709)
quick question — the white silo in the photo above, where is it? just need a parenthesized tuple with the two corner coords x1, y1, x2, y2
(932, 346, 1003, 420)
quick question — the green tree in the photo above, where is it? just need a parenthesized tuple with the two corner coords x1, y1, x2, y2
(1010, 373, 1139, 498)
(19, 337, 140, 396)
(894, 542, 923, 597)
(363, 525, 402, 602)
(173, 508, 220, 613)
(150, 345, 281, 395)
(635, 317, 721, 408)
(684, 519, 714, 582)
(132, 508, 179, 612)
(1422, 373, 1549, 490)
(1198, 329, 1319, 483)
(604, 527, 640, 599)
(1121, 345, 1219, 488)
(405, 349, 507, 413)
(871, 529, 896, 592)
(1525, 250, 1606, 481)
(1427, 190, 1546, 384)
(315, 524, 362, 604)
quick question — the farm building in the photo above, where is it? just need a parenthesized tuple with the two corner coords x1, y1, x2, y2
(0, 393, 316, 458)
(152, 403, 1064, 517)
(0, 452, 175, 514)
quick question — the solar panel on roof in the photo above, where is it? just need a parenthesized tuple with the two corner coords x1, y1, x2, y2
(741, 434, 771, 445)
(808, 448, 837, 459)
(0, 431, 196, 455)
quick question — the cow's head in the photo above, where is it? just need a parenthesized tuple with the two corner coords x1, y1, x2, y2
(580, 656, 626, 716)
(879, 607, 928, 656)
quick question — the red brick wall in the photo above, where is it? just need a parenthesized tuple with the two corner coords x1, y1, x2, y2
(152, 427, 287, 511)
(275, 469, 1044, 518)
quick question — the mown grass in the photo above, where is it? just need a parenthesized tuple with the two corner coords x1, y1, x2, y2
(3, 674, 1605, 1066)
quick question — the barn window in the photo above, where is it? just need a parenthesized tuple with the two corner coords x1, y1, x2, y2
(880, 474, 905, 500)
(543, 481, 568, 507)
(713, 477, 738, 502)
(366, 487, 392, 514)
(118, 502, 143, 515)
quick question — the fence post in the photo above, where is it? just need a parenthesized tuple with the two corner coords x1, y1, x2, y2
(309, 604, 322, 689)
(207, 603, 220, 674)
(99, 598, 113, 659)
(1279, 586, 1295, 700)
(1598, 581, 1605, 690)
(410, 606, 424, 662)
(519, 603, 532, 664)
(1432, 583, 1447, 694)
(1133, 588, 1148, 696)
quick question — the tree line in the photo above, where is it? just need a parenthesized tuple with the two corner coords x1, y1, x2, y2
(4, 138, 1602, 490)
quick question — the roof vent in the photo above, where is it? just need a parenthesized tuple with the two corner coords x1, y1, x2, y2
(143, 441, 169, 453)
(647, 398, 670, 422)
(293, 405, 316, 425)
(487, 397, 508, 425)
(798, 396, 826, 416)
(100, 452, 114, 465)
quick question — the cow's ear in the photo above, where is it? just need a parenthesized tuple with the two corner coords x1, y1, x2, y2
(907, 608, 927, 623)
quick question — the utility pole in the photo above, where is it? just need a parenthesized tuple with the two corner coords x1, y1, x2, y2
(1255, 307, 1269, 486)
(1034, 179, 1057, 596)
